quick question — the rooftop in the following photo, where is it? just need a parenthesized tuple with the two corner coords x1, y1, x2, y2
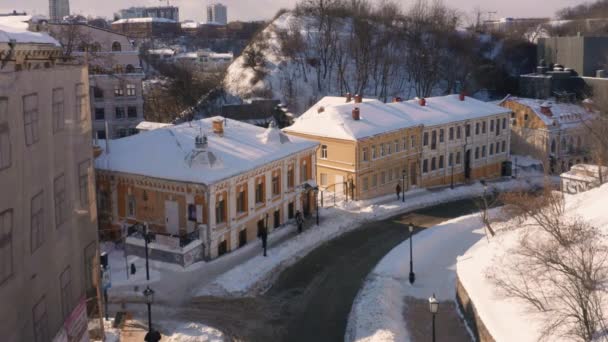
(284, 94, 510, 141)
(501, 96, 596, 128)
(96, 117, 318, 185)
(112, 17, 177, 24)
(0, 15, 59, 45)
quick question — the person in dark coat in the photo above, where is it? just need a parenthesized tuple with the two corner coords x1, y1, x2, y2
(260, 226, 268, 257)
(395, 183, 402, 200)
(295, 210, 303, 234)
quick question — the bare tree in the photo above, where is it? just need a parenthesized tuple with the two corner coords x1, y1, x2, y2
(488, 189, 608, 342)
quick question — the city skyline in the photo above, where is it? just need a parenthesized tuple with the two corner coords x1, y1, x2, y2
(5, 0, 589, 23)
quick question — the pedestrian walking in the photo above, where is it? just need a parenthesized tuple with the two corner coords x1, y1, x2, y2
(260, 226, 268, 257)
(395, 183, 402, 200)
(295, 210, 303, 234)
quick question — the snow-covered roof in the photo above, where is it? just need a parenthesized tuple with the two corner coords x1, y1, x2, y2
(181, 21, 199, 29)
(135, 121, 173, 131)
(0, 15, 60, 46)
(113, 17, 177, 24)
(502, 96, 596, 128)
(96, 117, 318, 185)
(284, 95, 510, 141)
(148, 48, 174, 55)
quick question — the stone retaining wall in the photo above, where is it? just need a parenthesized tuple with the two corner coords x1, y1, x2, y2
(125, 239, 204, 267)
(455, 276, 496, 342)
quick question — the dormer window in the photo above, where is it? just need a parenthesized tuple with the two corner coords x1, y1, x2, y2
(320, 145, 328, 159)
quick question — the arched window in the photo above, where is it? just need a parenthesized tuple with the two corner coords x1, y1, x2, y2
(111, 41, 122, 52)
(125, 64, 135, 73)
(551, 139, 556, 153)
(561, 137, 567, 150)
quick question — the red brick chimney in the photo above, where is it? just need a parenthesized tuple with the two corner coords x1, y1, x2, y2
(459, 92, 466, 101)
(212, 118, 224, 136)
(419, 98, 426, 106)
(317, 106, 325, 114)
(393, 97, 402, 103)
(352, 107, 360, 120)
(346, 92, 352, 102)
(354, 94, 363, 104)
(540, 102, 552, 117)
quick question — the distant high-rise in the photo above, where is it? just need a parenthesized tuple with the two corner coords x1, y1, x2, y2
(206, 3, 227, 25)
(49, 0, 69, 21)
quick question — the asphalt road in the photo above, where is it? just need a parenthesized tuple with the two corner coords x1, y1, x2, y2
(182, 198, 481, 342)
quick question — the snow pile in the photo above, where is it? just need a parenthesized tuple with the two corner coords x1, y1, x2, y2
(159, 321, 224, 342)
(197, 176, 545, 297)
(457, 182, 608, 342)
(346, 213, 490, 342)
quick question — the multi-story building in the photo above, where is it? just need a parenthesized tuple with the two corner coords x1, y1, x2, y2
(111, 17, 180, 39)
(207, 3, 227, 25)
(48, 23, 145, 139)
(499, 96, 596, 173)
(117, 6, 179, 22)
(0, 17, 98, 342)
(49, 0, 70, 22)
(284, 94, 512, 200)
(95, 117, 318, 260)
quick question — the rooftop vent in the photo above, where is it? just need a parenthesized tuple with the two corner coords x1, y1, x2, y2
(352, 107, 360, 121)
(459, 92, 466, 101)
(354, 94, 363, 104)
(540, 102, 552, 117)
(392, 97, 402, 102)
(419, 98, 426, 106)
(346, 92, 352, 102)
(318, 106, 325, 114)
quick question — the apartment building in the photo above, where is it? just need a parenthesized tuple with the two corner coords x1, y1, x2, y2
(48, 23, 145, 139)
(207, 3, 228, 25)
(284, 95, 423, 201)
(499, 96, 595, 173)
(284, 94, 512, 200)
(0, 17, 98, 342)
(95, 117, 318, 260)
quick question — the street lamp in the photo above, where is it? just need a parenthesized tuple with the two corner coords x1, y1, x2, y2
(408, 223, 415, 284)
(143, 286, 155, 333)
(429, 293, 439, 342)
(143, 222, 150, 281)
(401, 169, 406, 203)
(314, 186, 319, 226)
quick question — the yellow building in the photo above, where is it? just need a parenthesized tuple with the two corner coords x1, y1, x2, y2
(284, 94, 512, 200)
(95, 117, 318, 261)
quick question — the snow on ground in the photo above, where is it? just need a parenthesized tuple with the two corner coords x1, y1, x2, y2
(197, 176, 545, 297)
(457, 182, 608, 342)
(345, 213, 491, 342)
(157, 320, 224, 342)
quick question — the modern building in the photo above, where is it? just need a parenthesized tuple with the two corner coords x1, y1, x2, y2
(284, 94, 512, 200)
(207, 3, 227, 25)
(538, 36, 608, 78)
(95, 117, 318, 261)
(111, 17, 180, 39)
(49, 0, 70, 22)
(117, 6, 179, 22)
(0, 16, 99, 342)
(499, 96, 596, 173)
(48, 23, 145, 139)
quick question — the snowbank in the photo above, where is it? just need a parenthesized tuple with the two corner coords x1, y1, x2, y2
(457, 182, 608, 342)
(158, 321, 224, 342)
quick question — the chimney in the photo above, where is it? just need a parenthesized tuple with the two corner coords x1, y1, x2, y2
(354, 94, 362, 103)
(317, 106, 325, 114)
(419, 98, 426, 106)
(346, 92, 352, 102)
(195, 134, 208, 150)
(352, 107, 360, 121)
(212, 118, 224, 136)
(540, 102, 552, 117)
(392, 97, 402, 103)
(459, 92, 466, 101)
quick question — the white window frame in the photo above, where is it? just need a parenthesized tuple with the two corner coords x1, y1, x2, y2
(320, 145, 328, 159)
(23, 93, 39, 146)
(54, 173, 68, 228)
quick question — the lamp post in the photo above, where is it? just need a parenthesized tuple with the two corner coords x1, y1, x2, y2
(408, 223, 415, 284)
(143, 286, 161, 341)
(429, 293, 439, 342)
(143, 222, 150, 281)
(450, 163, 454, 189)
(314, 186, 319, 226)
(401, 170, 406, 203)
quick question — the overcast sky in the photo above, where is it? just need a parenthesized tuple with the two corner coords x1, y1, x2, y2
(7, 0, 589, 23)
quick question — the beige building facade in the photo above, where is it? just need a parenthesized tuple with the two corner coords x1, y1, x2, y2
(96, 118, 318, 260)
(285, 94, 512, 200)
(48, 23, 145, 139)
(500, 96, 594, 173)
(0, 21, 98, 342)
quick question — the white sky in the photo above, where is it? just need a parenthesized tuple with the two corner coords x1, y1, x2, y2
(6, 0, 589, 23)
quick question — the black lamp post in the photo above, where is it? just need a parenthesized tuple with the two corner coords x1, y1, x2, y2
(408, 223, 415, 284)
(314, 186, 319, 226)
(429, 293, 439, 342)
(450, 163, 454, 189)
(143, 222, 150, 281)
(402, 169, 406, 203)
(143, 286, 161, 341)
